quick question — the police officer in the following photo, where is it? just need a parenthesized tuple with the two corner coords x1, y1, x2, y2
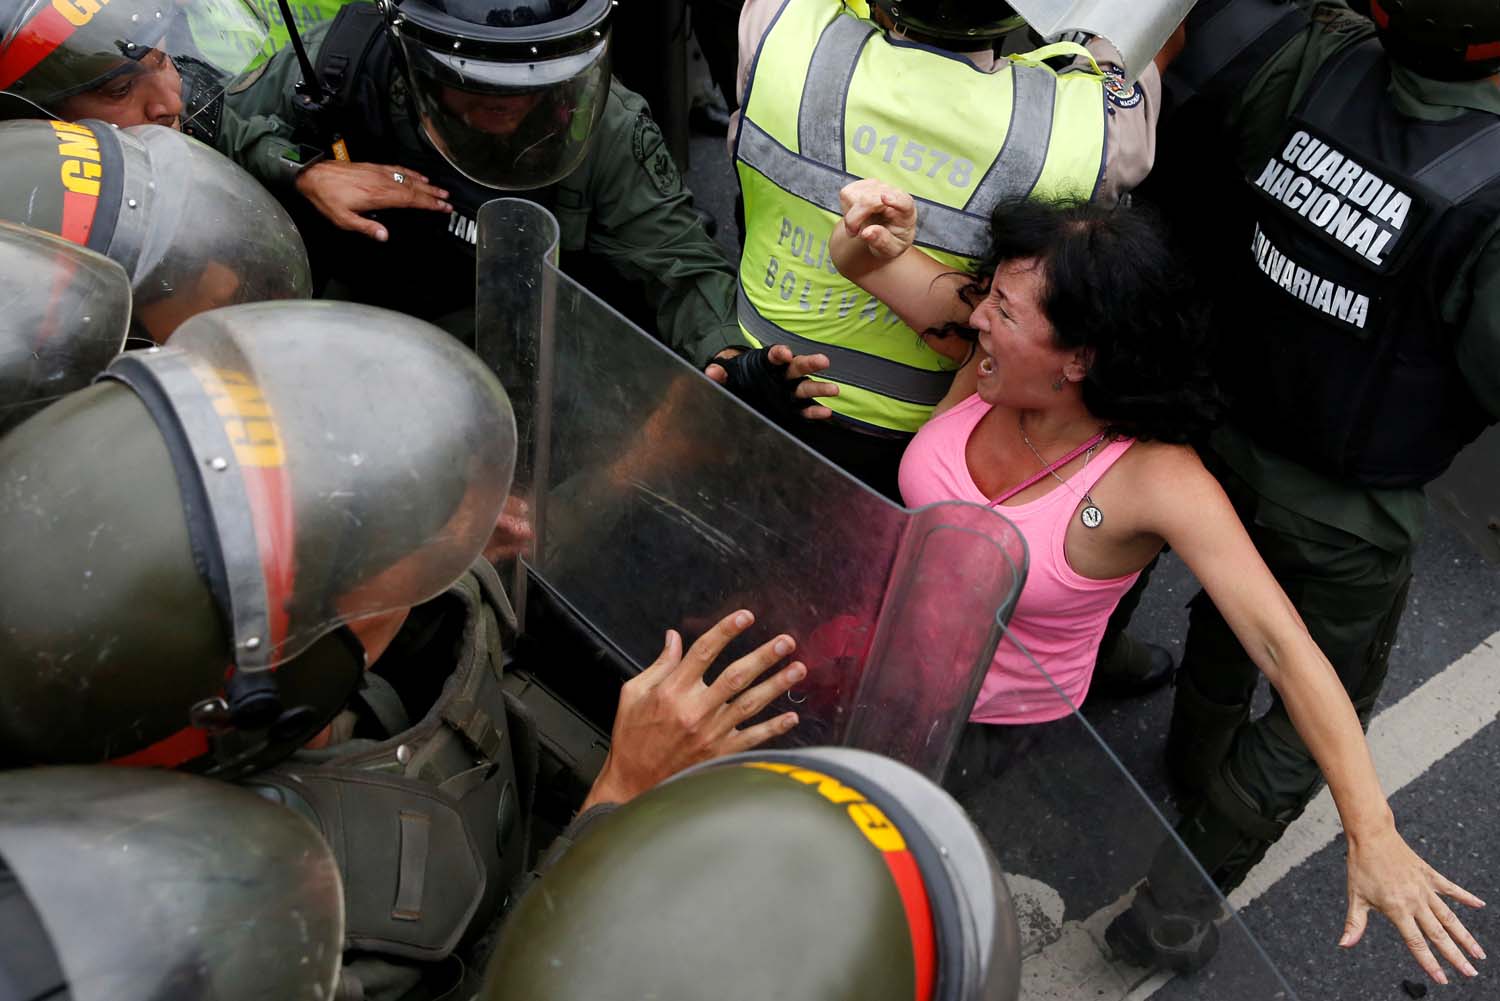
(0, 221, 131, 434)
(0, 299, 810, 999)
(716, 0, 1181, 694)
(0, 118, 312, 344)
(0, 766, 346, 1001)
(219, 0, 744, 357)
(717, 0, 1169, 492)
(1111, 1, 1498, 982)
(486, 748, 1022, 1001)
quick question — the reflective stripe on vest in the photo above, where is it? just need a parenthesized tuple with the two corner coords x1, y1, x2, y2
(735, 0, 1107, 433)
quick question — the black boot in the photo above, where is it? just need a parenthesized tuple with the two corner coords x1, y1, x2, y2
(1105, 883, 1221, 973)
(1163, 670, 1251, 803)
(1090, 631, 1174, 700)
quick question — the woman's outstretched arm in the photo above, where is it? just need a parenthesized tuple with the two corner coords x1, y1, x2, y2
(1133, 445, 1486, 984)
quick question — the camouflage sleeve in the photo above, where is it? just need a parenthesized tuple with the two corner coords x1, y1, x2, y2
(576, 82, 746, 368)
(217, 24, 333, 188)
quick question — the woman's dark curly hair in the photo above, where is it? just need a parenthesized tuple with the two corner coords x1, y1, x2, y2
(951, 197, 1223, 444)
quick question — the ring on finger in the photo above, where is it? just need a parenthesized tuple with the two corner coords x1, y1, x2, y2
(392, 171, 407, 185)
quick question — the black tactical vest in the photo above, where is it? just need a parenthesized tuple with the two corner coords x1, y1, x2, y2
(295, 4, 557, 320)
(1140, 0, 1309, 295)
(245, 560, 535, 1001)
(1223, 39, 1500, 486)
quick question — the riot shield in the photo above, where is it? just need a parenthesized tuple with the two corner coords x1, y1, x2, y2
(1428, 425, 1500, 564)
(1010, 0, 1196, 81)
(477, 197, 1297, 998)
(478, 198, 1025, 780)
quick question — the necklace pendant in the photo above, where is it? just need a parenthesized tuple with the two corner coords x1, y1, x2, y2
(1080, 505, 1104, 529)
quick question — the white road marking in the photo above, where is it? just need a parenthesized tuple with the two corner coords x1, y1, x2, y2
(1015, 630, 1500, 999)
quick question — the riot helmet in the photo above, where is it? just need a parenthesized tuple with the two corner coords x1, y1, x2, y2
(0, 766, 343, 1001)
(870, 0, 1027, 44)
(485, 748, 1021, 1001)
(0, 118, 311, 344)
(0, 301, 518, 775)
(0, 0, 276, 139)
(1347, 0, 1500, 79)
(383, 0, 613, 189)
(0, 221, 130, 434)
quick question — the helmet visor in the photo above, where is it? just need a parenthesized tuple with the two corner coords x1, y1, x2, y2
(118, 124, 311, 341)
(0, 0, 274, 130)
(398, 34, 610, 190)
(0, 221, 130, 433)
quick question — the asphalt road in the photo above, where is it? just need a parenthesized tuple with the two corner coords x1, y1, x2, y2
(681, 133, 1500, 1001)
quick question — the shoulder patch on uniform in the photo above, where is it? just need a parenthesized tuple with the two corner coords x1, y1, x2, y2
(631, 110, 680, 197)
(1102, 65, 1142, 110)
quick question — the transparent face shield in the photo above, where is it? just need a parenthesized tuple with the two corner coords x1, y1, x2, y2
(398, 34, 610, 190)
(0, 767, 343, 1001)
(0, 0, 275, 132)
(116, 124, 312, 342)
(131, 300, 518, 672)
(0, 222, 130, 434)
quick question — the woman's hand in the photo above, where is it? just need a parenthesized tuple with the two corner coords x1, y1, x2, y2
(294, 161, 453, 242)
(1342, 822, 1486, 983)
(838, 178, 917, 259)
(580, 610, 806, 810)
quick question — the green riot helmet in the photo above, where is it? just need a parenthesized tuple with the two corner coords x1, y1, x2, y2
(486, 748, 1022, 1001)
(0, 220, 130, 434)
(1350, 0, 1500, 79)
(385, 0, 614, 189)
(870, 0, 1027, 43)
(0, 766, 343, 1001)
(0, 301, 518, 776)
(0, 0, 275, 140)
(0, 118, 311, 344)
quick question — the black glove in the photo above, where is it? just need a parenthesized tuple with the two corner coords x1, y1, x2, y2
(711, 346, 813, 423)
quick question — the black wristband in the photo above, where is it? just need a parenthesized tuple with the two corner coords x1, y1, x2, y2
(712, 346, 813, 423)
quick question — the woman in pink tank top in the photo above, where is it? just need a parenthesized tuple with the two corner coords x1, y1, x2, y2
(828, 179, 1481, 975)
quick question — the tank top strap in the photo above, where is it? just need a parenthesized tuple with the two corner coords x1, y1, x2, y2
(1070, 436, 1136, 497)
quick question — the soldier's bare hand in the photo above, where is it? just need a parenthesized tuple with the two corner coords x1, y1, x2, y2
(294, 161, 453, 242)
(581, 609, 806, 809)
(838, 178, 917, 259)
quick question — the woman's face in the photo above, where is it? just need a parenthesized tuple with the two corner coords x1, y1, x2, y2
(57, 49, 183, 129)
(968, 257, 1073, 407)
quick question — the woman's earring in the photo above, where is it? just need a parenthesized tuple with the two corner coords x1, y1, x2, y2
(1051, 372, 1066, 392)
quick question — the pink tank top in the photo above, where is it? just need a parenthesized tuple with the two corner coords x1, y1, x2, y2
(899, 394, 1141, 725)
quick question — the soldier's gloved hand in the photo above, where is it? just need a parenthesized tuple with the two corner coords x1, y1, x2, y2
(294, 161, 454, 243)
(704, 344, 839, 422)
(579, 609, 807, 811)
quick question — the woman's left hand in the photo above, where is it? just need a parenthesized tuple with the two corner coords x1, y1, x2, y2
(1342, 823, 1486, 983)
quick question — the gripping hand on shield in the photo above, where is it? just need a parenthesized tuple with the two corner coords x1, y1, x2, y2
(581, 610, 807, 809)
(705, 344, 840, 421)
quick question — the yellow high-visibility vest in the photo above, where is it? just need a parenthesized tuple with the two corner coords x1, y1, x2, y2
(735, 0, 1108, 433)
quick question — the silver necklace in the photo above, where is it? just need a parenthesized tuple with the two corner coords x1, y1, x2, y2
(1019, 418, 1105, 529)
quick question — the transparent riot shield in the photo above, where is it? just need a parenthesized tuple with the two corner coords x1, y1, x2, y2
(1009, 0, 1196, 81)
(1428, 425, 1500, 564)
(478, 198, 1025, 780)
(963, 631, 1299, 1000)
(477, 197, 1296, 998)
